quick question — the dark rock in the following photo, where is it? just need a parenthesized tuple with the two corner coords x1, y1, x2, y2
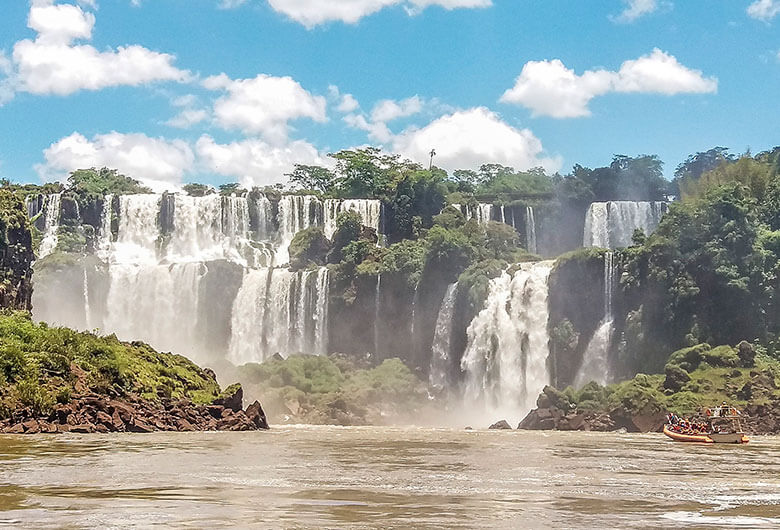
(489, 420, 512, 430)
(70, 423, 95, 434)
(245, 401, 269, 429)
(213, 384, 243, 412)
(664, 364, 691, 392)
(207, 405, 225, 418)
(127, 419, 154, 433)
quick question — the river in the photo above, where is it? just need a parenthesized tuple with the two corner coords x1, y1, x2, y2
(1, 427, 779, 528)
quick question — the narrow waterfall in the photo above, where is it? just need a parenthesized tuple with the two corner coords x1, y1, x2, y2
(525, 206, 537, 254)
(83, 269, 92, 330)
(573, 252, 616, 387)
(460, 261, 553, 424)
(227, 267, 330, 364)
(583, 201, 667, 249)
(374, 273, 382, 357)
(456, 203, 494, 224)
(95, 194, 113, 260)
(429, 283, 458, 392)
(38, 193, 62, 259)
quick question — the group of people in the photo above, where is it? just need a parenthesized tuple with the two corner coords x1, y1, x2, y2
(666, 412, 710, 435)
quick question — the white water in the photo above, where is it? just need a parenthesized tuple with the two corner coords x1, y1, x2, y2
(429, 283, 458, 391)
(573, 252, 616, 388)
(323, 199, 382, 240)
(227, 267, 330, 364)
(460, 261, 553, 425)
(38, 193, 62, 259)
(526, 206, 537, 254)
(583, 201, 667, 249)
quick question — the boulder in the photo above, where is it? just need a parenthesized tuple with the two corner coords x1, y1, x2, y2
(22, 420, 40, 434)
(245, 401, 269, 430)
(213, 384, 243, 412)
(70, 423, 95, 434)
(127, 418, 154, 433)
(489, 420, 512, 430)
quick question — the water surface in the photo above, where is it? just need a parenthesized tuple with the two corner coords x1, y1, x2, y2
(1, 427, 779, 528)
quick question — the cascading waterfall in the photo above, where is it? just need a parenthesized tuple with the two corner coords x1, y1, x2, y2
(227, 267, 330, 365)
(30, 191, 388, 368)
(38, 193, 62, 259)
(429, 283, 458, 392)
(323, 199, 382, 240)
(573, 252, 616, 388)
(460, 261, 553, 424)
(583, 201, 667, 249)
(525, 206, 537, 254)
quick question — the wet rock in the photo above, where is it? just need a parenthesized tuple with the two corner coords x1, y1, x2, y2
(22, 420, 40, 434)
(489, 420, 512, 430)
(213, 384, 243, 413)
(127, 419, 154, 433)
(4, 424, 25, 434)
(245, 401, 269, 430)
(70, 424, 95, 434)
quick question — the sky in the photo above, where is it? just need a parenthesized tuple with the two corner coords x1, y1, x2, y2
(0, 0, 778, 191)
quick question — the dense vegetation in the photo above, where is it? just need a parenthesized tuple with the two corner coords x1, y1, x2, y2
(0, 311, 223, 418)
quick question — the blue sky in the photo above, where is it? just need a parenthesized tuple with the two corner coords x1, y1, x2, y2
(0, 0, 778, 191)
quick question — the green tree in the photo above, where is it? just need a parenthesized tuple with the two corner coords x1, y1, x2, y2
(218, 183, 247, 196)
(286, 165, 336, 194)
(67, 168, 151, 195)
(183, 183, 216, 197)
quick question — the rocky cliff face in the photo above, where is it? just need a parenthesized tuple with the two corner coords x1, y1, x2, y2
(0, 190, 34, 311)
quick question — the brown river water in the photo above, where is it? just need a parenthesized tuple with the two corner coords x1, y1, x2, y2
(1, 427, 779, 528)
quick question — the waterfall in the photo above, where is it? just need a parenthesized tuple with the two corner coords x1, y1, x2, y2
(525, 206, 537, 254)
(323, 199, 382, 239)
(275, 195, 321, 266)
(104, 262, 205, 356)
(114, 194, 161, 264)
(573, 252, 616, 388)
(583, 201, 667, 249)
(227, 267, 330, 364)
(429, 283, 458, 392)
(95, 194, 114, 260)
(83, 269, 91, 330)
(38, 193, 62, 259)
(374, 273, 382, 357)
(460, 261, 553, 425)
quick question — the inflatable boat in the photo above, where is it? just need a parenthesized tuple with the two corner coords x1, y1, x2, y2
(663, 425, 749, 444)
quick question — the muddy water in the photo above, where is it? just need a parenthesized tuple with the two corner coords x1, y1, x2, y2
(1, 427, 779, 528)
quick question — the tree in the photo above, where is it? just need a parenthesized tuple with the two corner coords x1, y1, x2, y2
(182, 183, 216, 197)
(67, 168, 151, 195)
(286, 165, 336, 194)
(327, 210, 364, 264)
(218, 183, 247, 196)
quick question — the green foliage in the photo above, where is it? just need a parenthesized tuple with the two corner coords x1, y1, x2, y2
(327, 210, 364, 264)
(182, 183, 216, 197)
(289, 227, 330, 270)
(433, 206, 466, 230)
(67, 168, 151, 196)
(0, 311, 223, 416)
(286, 165, 335, 194)
(218, 183, 247, 196)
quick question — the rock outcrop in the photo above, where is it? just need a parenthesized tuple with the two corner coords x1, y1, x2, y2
(1, 391, 269, 434)
(0, 190, 33, 311)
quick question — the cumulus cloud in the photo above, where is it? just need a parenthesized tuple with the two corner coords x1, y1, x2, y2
(196, 135, 328, 187)
(370, 96, 423, 122)
(7, 1, 189, 99)
(328, 85, 360, 113)
(609, 0, 660, 23)
(392, 107, 561, 173)
(203, 73, 327, 143)
(747, 0, 780, 21)
(37, 131, 194, 191)
(164, 93, 209, 128)
(265, 0, 492, 28)
(0, 52, 12, 105)
(500, 48, 717, 118)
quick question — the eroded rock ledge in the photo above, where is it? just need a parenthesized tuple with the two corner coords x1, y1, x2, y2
(1, 389, 268, 434)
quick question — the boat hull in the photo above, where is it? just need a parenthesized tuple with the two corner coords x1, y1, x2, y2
(663, 425, 749, 444)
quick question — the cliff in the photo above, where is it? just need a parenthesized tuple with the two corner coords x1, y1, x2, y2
(0, 191, 34, 311)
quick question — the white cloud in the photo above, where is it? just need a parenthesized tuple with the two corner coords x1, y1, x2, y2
(195, 135, 328, 187)
(328, 85, 361, 113)
(344, 113, 393, 143)
(219, 0, 248, 7)
(166, 109, 209, 128)
(0, 52, 11, 105)
(265, 0, 491, 28)
(747, 0, 780, 21)
(370, 96, 423, 122)
(392, 107, 561, 173)
(37, 131, 194, 192)
(203, 73, 327, 143)
(5, 1, 189, 100)
(609, 0, 659, 23)
(500, 49, 717, 118)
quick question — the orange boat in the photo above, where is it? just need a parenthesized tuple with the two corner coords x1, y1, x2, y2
(663, 405, 749, 444)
